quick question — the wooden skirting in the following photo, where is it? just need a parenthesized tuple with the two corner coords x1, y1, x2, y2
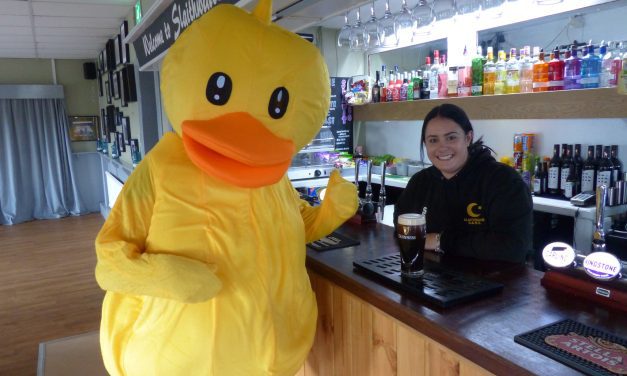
(296, 271, 493, 376)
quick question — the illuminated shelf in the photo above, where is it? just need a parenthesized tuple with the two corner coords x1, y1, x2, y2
(353, 88, 627, 122)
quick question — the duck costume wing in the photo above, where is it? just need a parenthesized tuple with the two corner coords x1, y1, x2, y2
(94, 0, 358, 375)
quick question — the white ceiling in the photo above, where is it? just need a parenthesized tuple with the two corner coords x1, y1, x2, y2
(0, 0, 134, 59)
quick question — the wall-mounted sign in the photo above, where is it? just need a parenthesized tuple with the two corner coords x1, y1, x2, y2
(326, 77, 353, 153)
(132, 0, 237, 69)
(583, 252, 622, 281)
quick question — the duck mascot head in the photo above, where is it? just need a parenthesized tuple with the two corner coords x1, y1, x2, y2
(94, 0, 358, 375)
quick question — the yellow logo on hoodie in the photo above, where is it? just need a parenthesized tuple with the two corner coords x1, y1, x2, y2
(464, 203, 485, 225)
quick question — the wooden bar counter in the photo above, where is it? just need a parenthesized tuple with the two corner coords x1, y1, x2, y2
(299, 221, 627, 376)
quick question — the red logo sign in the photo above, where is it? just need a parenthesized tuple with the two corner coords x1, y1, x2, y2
(545, 332, 627, 374)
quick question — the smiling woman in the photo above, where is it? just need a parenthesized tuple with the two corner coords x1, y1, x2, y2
(394, 103, 533, 264)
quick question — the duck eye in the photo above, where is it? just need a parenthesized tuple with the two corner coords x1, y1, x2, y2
(206, 72, 232, 106)
(268, 87, 289, 119)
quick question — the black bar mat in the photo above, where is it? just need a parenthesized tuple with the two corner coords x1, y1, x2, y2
(353, 254, 503, 308)
(307, 232, 360, 252)
(514, 319, 627, 375)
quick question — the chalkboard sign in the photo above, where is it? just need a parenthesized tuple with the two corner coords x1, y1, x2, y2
(132, 0, 237, 69)
(326, 77, 353, 153)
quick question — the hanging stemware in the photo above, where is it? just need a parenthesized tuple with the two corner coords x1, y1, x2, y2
(412, 0, 434, 37)
(337, 12, 351, 48)
(379, 0, 397, 47)
(433, 0, 456, 22)
(364, 2, 381, 49)
(349, 8, 367, 51)
(394, 0, 415, 45)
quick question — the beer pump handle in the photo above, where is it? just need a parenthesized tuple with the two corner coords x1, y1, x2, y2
(592, 184, 608, 253)
(353, 156, 361, 191)
(379, 163, 387, 206)
(365, 160, 373, 203)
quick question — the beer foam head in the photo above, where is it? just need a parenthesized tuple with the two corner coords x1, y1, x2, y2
(398, 213, 425, 226)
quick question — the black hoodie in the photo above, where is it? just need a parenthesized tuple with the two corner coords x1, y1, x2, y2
(394, 147, 533, 263)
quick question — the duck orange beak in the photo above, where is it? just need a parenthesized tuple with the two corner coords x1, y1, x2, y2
(181, 113, 295, 188)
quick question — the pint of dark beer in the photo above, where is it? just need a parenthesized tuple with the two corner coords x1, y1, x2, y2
(396, 213, 426, 277)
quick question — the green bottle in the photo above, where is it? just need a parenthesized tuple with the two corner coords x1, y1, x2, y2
(471, 45, 484, 96)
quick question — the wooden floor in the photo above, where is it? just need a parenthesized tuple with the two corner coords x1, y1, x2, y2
(0, 214, 105, 376)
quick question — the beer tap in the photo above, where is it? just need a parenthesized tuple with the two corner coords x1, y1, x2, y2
(353, 155, 361, 190)
(360, 160, 376, 218)
(365, 160, 373, 203)
(592, 184, 608, 253)
(378, 163, 387, 219)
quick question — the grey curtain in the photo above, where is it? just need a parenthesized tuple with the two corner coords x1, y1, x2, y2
(0, 98, 87, 225)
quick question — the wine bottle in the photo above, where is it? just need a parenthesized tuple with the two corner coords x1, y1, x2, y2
(581, 145, 597, 193)
(548, 144, 561, 195)
(542, 158, 550, 194)
(532, 158, 544, 195)
(564, 157, 579, 199)
(573, 144, 583, 194)
(596, 146, 614, 189)
(610, 145, 623, 183)
(372, 70, 381, 103)
(560, 144, 571, 196)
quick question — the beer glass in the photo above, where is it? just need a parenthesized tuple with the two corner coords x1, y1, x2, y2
(396, 213, 426, 277)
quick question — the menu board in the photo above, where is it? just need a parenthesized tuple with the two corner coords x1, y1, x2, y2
(325, 77, 353, 153)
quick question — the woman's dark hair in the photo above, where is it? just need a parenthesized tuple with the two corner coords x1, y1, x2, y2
(419, 103, 492, 162)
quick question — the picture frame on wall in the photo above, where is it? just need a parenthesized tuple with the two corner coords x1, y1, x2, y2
(116, 131, 126, 152)
(122, 116, 131, 145)
(106, 39, 116, 71)
(112, 71, 119, 100)
(122, 64, 137, 102)
(113, 34, 121, 67)
(105, 81, 111, 104)
(98, 72, 103, 97)
(120, 21, 130, 64)
(68, 116, 99, 141)
(98, 51, 105, 72)
(100, 108, 108, 141)
(115, 71, 122, 100)
(102, 48, 108, 72)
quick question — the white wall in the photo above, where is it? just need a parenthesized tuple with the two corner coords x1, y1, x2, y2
(359, 118, 627, 165)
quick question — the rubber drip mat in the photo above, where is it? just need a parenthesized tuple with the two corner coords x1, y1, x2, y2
(514, 319, 627, 375)
(353, 254, 504, 308)
(307, 232, 360, 252)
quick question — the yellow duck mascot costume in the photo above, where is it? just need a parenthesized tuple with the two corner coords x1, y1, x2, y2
(94, 0, 358, 374)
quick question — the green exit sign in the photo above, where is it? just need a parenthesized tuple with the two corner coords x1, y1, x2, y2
(134, 0, 142, 25)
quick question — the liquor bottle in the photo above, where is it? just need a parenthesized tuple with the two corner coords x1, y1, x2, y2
(560, 144, 571, 196)
(563, 157, 579, 199)
(439, 54, 449, 98)
(380, 65, 387, 102)
(429, 50, 440, 99)
(420, 69, 431, 99)
(483, 46, 496, 95)
(447, 66, 458, 98)
(619, 44, 627, 95)
(532, 158, 545, 195)
(548, 144, 561, 195)
(520, 46, 534, 93)
(471, 45, 484, 96)
(505, 48, 520, 94)
(599, 44, 612, 88)
(597, 146, 615, 189)
(548, 47, 565, 91)
(412, 71, 422, 100)
(393, 65, 402, 102)
(611, 41, 623, 88)
(564, 45, 582, 90)
(407, 71, 414, 101)
(372, 70, 381, 103)
(610, 145, 623, 183)
(533, 48, 549, 92)
(580, 44, 601, 88)
(581, 145, 597, 192)
(456, 49, 470, 97)
(495, 50, 507, 95)
(386, 70, 394, 102)
(573, 143, 583, 194)
(400, 71, 409, 101)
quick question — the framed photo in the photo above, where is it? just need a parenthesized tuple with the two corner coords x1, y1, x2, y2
(100, 108, 108, 141)
(116, 109, 123, 127)
(98, 51, 105, 72)
(68, 116, 99, 141)
(105, 81, 112, 104)
(113, 34, 121, 67)
(114, 71, 121, 100)
(98, 71, 103, 97)
(102, 48, 108, 72)
(121, 116, 131, 145)
(120, 21, 130, 64)
(116, 131, 126, 152)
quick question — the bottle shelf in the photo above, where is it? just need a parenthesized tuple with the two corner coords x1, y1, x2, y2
(353, 88, 627, 122)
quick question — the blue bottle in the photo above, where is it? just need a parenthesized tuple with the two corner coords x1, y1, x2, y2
(580, 44, 601, 88)
(564, 45, 582, 90)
